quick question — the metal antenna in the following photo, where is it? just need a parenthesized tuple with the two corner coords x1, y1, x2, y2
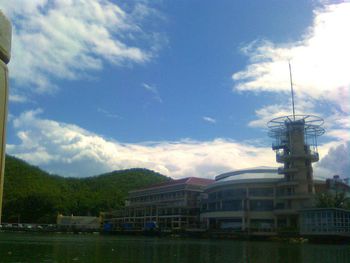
(289, 61, 296, 121)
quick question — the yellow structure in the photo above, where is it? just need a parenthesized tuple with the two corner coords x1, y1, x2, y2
(0, 10, 11, 223)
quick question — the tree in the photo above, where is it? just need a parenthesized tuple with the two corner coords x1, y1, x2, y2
(315, 192, 350, 209)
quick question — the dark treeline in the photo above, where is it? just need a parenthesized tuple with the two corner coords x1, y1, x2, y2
(2, 155, 170, 224)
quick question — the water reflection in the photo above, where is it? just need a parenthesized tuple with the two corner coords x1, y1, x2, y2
(0, 233, 349, 263)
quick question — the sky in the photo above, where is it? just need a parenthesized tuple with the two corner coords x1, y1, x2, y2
(0, 0, 349, 179)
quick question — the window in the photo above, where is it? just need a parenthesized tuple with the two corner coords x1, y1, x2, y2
(223, 188, 246, 198)
(308, 184, 313, 193)
(249, 188, 273, 197)
(222, 200, 242, 211)
(250, 200, 274, 211)
(275, 203, 284, 209)
(208, 193, 216, 201)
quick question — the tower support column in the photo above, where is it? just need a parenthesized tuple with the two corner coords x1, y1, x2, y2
(0, 11, 11, 223)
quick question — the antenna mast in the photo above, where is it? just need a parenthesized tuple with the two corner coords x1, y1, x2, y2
(289, 61, 296, 121)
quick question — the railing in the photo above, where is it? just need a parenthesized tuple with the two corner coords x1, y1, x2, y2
(276, 151, 319, 162)
(277, 167, 298, 174)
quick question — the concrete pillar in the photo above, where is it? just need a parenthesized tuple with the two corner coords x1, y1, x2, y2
(0, 11, 11, 224)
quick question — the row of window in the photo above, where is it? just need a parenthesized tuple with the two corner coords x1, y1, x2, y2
(208, 188, 274, 201)
(130, 190, 191, 203)
(121, 207, 198, 217)
(203, 200, 274, 212)
(301, 210, 350, 233)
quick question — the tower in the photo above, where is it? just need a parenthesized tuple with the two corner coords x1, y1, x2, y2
(267, 64, 325, 228)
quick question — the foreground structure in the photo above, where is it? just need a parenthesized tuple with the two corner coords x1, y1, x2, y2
(0, 11, 11, 223)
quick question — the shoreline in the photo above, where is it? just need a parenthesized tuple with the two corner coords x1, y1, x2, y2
(2, 228, 349, 244)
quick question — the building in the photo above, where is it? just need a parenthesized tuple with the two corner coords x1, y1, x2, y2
(200, 167, 327, 234)
(326, 175, 350, 196)
(56, 214, 101, 231)
(101, 110, 349, 236)
(300, 208, 350, 237)
(267, 114, 325, 229)
(103, 177, 214, 232)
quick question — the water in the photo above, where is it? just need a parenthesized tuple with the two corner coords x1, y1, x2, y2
(0, 232, 350, 263)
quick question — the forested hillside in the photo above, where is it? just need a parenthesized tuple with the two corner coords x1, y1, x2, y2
(2, 155, 170, 223)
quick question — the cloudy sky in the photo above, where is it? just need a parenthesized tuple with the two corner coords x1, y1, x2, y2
(1, 0, 349, 178)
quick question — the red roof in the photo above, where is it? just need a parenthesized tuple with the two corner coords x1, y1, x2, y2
(186, 177, 215, 186)
(130, 177, 214, 192)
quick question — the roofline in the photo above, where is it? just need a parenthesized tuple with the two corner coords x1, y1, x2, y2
(216, 168, 278, 181)
(129, 177, 214, 193)
(206, 177, 282, 191)
(299, 207, 350, 213)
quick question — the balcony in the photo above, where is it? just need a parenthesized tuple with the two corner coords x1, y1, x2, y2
(276, 179, 299, 187)
(276, 152, 289, 163)
(277, 167, 298, 174)
(276, 193, 312, 200)
(272, 143, 287, 150)
(309, 152, 319, 162)
(276, 152, 319, 163)
(273, 209, 298, 215)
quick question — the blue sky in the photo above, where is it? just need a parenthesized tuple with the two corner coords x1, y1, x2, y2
(1, 0, 349, 178)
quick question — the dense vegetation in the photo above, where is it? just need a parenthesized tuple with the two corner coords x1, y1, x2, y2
(2, 155, 170, 223)
(315, 192, 350, 209)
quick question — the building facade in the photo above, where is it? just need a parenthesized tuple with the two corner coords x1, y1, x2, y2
(103, 177, 214, 231)
(200, 168, 327, 233)
(267, 115, 325, 229)
(300, 208, 350, 237)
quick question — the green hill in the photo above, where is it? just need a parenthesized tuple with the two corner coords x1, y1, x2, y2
(2, 155, 170, 223)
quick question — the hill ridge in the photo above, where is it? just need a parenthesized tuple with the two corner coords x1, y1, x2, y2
(3, 155, 170, 223)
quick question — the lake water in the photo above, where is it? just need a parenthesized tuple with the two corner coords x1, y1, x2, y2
(0, 232, 350, 263)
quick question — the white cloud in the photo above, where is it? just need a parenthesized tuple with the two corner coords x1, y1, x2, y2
(202, 116, 216, 124)
(9, 93, 28, 103)
(7, 109, 277, 178)
(249, 97, 317, 128)
(249, 104, 291, 128)
(230, 2, 350, 180)
(97, 107, 120, 119)
(315, 141, 350, 178)
(142, 83, 163, 103)
(0, 0, 163, 94)
(233, 2, 350, 102)
(232, 2, 350, 173)
(7, 110, 344, 179)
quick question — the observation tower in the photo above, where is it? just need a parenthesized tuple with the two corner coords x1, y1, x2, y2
(267, 64, 325, 225)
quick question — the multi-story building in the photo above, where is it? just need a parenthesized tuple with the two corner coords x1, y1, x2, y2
(300, 208, 350, 238)
(326, 175, 350, 196)
(200, 115, 326, 234)
(200, 167, 326, 233)
(103, 177, 214, 231)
